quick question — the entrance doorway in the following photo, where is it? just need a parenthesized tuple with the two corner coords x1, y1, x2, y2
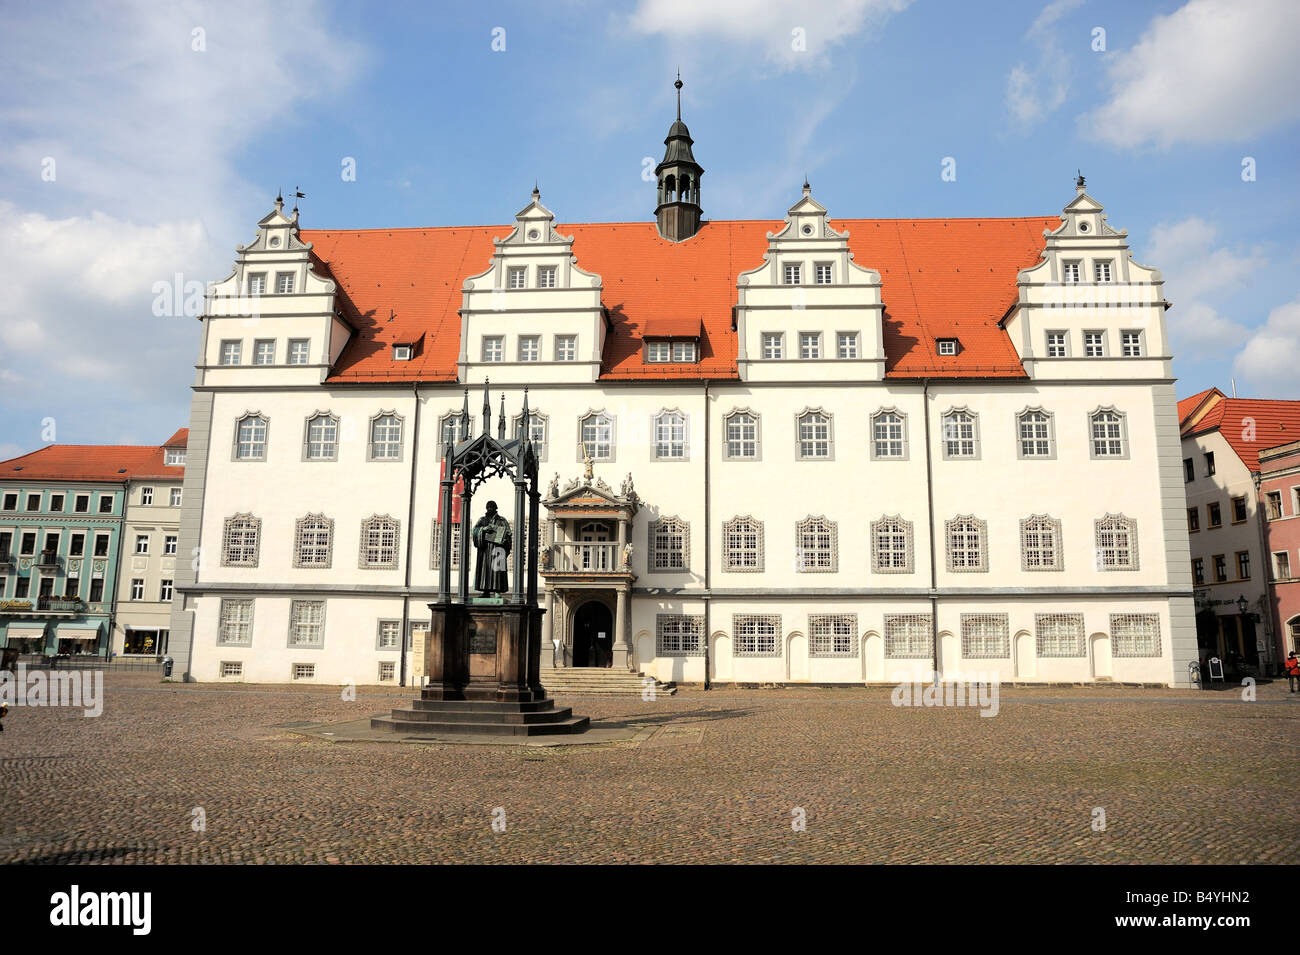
(572, 600, 613, 668)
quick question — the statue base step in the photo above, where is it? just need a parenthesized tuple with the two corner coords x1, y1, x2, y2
(371, 693, 589, 737)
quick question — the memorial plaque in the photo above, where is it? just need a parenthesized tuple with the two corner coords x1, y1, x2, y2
(469, 625, 497, 654)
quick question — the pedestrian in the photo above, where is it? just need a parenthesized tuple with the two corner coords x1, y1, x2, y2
(1285, 651, 1300, 693)
(0, 702, 7, 733)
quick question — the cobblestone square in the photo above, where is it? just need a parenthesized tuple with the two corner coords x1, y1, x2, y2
(1, 673, 1296, 864)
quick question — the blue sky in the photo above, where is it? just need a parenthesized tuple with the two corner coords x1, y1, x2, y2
(1, 0, 1297, 457)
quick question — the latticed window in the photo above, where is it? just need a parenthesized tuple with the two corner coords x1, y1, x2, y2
(762, 332, 783, 359)
(1111, 613, 1161, 657)
(654, 411, 687, 459)
(359, 515, 400, 569)
(1035, 613, 1084, 657)
(1095, 515, 1138, 570)
(872, 410, 906, 458)
(222, 514, 260, 567)
(810, 614, 857, 657)
(1020, 515, 1062, 571)
(734, 614, 781, 656)
(304, 414, 338, 460)
(871, 516, 913, 574)
(218, 598, 254, 645)
(725, 411, 759, 459)
(1018, 409, 1053, 457)
(430, 521, 461, 569)
(513, 413, 547, 459)
(288, 600, 325, 648)
(581, 412, 614, 460)
(650, 517, 688, 571)
(946, 516, 987, 572)
(656, 615, 704, 655)
(537, 266, 557, 289)
(294, 515, 333, 568)
(370, 414, 403, 460)
(722, 516, 763, 572)
(797, 411, 832, 459)
(961, 613, 1009, 659)
(884, 614, 932, 658)
(942, 410, 978, 458)
(1090, 409, 1126, 457)
(377, 620, 401, 649)
(234, 415, 267, 460)
(440, 414, 472, 447)
(783, 263, 801, 285)
(796, 516, 837, 573)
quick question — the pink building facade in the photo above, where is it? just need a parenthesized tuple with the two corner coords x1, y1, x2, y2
(1259, 439, 1300, 664)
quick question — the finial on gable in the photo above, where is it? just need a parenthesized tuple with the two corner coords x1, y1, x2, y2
(1076, 170, 1086, 194)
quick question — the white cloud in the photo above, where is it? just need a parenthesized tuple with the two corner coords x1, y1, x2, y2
(1004, 0, 1083, 126)
(1234, 300, 1300, 397)
(628, 0, 911, 70)
(1081, 0, 1300, 148)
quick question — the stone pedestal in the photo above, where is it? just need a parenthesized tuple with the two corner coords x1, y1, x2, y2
(372, 600, 589, 737)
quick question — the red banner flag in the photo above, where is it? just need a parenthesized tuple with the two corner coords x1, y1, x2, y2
(438, 458, 464, 525)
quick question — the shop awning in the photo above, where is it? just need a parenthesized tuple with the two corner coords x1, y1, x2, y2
(5, 626, 46, 641)
(56, 626, 100, 641)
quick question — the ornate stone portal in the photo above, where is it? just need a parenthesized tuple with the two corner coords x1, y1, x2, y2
(372, 383, 589, 736)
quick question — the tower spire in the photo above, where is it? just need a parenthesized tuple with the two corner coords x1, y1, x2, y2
(654, 73, 704, 242)
(675, 70, 682, 120)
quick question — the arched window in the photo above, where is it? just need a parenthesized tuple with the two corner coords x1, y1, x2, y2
(368, 412, 404, 461)
(303, 413, 338, 461)
(512, 411, 548, 461)
(796, 516, 837, 573)
(233, 414, 268, 461)
(796, 409, 833, 460)
(941, 409, 979, 459)
(722, 516, 763, 572)
(439, 411, 473, 449)
(1020, 515, 1063, 571)
(653, 410, 688, 460)
(1017, 408, 1055, 458)
(221, 514, 261, 567)
(945, 515, 988, 572)
(294, 514, 333, 568)
(579, 411, 615, 461)
(1089, 408, 1127, 458)
(724, 410, 760, 460)
(1095, 514, 1138, 570)
(871, 409, 907, 459)
(359, 515, 400, 569)
(649, 516, 689, 571)
(871, 515, 913, 574)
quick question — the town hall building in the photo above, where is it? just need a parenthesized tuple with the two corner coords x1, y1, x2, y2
(168, 92, 1197, 687)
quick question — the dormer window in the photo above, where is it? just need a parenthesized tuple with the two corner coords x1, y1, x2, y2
(936, 338, 959, 356)
(1094, 260, 1113, 282)
(815, 263, 833, 284)
(275, 272, 295, 294)
(646, 340, 697, 363)
(783, 263, 802, 285)
(248, 272, 266, 295)
(507, 267, 526, 289)
(537, 266, 557, 289)
(392, 344, 412, 362)
(165, 449, 186, 466)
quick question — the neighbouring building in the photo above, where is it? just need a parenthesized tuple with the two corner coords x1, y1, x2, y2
(1258, 439, 1300, 663)
(1179, 387, 1300, 674)
(0, 431, 186, 657)
(169, 91, 1197, 687)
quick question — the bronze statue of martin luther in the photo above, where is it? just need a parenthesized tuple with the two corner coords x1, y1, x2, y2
(472, 500, 512, 595)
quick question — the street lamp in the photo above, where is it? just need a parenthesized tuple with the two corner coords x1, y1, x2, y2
(1236, 594, 1249, 615)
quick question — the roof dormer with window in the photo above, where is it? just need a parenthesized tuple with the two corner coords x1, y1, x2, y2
(1002, 175, 1169, 381)
(460, 188, 604, 384)
(735, 182, 884, 383)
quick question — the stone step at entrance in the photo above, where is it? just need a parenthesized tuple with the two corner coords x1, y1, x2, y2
(542, 668, 677, 696)
(371, 697, 590, 737)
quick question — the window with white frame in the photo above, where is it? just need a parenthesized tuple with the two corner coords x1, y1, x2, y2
(439, 413, 472, 448)
(1273, 551, 1291, 581)
(537, 266, 557, 289)
(292, 663, 315, 681)
(359, 515, 400, 569)
(369, 413, 403, 461)
(650, 517, 688, 571)
(837, 332, 858, 359)
(722, 516, 763, 572)
(762, 332, 784, 359)
(430, 520, 462, 569)
(1120, 330, 1142, 356)
(961, 613, 1009, 659)
(220, 661, 243, 678)
(1095, 514, 1138, 570)
(507, 266, 526, 289)
(130, 578, 144, 600)
(135, 534, 149, 555)
(1045, 331, 1068, 357)
(1020, 515, 1063, 571)
(218, 598, 254, 646)
(783, 263, 801, 285)
(275, 272, 295, 294)
(795, 516, 837, 573)
(734, 614, 780, 656)
(254, 339, 275, 365)
(871, 515, 913, 574)
(234, 414, 267, 461)
(815, 263, 833, 284)
(945, 516, 987, 572)
(1035, 612, 1084, 657)
(653, 411, 687, 460)
(512, 412, 547, 460)
(936, 339, 958, 356)
(799, 332, 821, 359)
(941, 409, 978, 458)
(288, 600, 325, 647)
(482, 337, 504, 362)
(1018, 409, 1054, 457)
(810, 614, 857, 657)
(1089, 409, 1126, 457)
(222, 514, 260, 567)
(671, 341, 696, 362)
(220, 340, 242, 366)
(169, 487, 182, 506)
(141, 487, 153, 505)
(796, 410, 832, 459)
(871, 410, 906, 459)
(1110, 613, 1160, 657)
(519, 335, 541, 362)
(656, 615, 704, 655)
(392, 345, 412, 361)
(247, 272, 266, 295)
(1083, 331, 1105, 357)
(288, 339, 310, 365)
(646, 341, 671, 362)
(294, 514, 333, 568)
(724, 410, 759, 459)
(1094, 260, 1113, 282)
(378, 661, 396, 682)
(884, 614, 932, 658)
(1063, 260, 1081, 283)
(165, 449, 186, 466)
(164, 534, 177, 555)
(160, 579, 174, 601)
(377, 620, 401, 650)
(555, 335, 577, 361)
(580, 412, 614, 461)
(304, 413, 338, 461)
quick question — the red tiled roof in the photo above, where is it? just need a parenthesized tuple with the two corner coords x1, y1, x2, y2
(1177, 387, 1222, 425)
(162, 428, 189, 448)
(0, 443, 185, 483)
(303, 215, 1058, 384)
(1184, 398, 1300, 472)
